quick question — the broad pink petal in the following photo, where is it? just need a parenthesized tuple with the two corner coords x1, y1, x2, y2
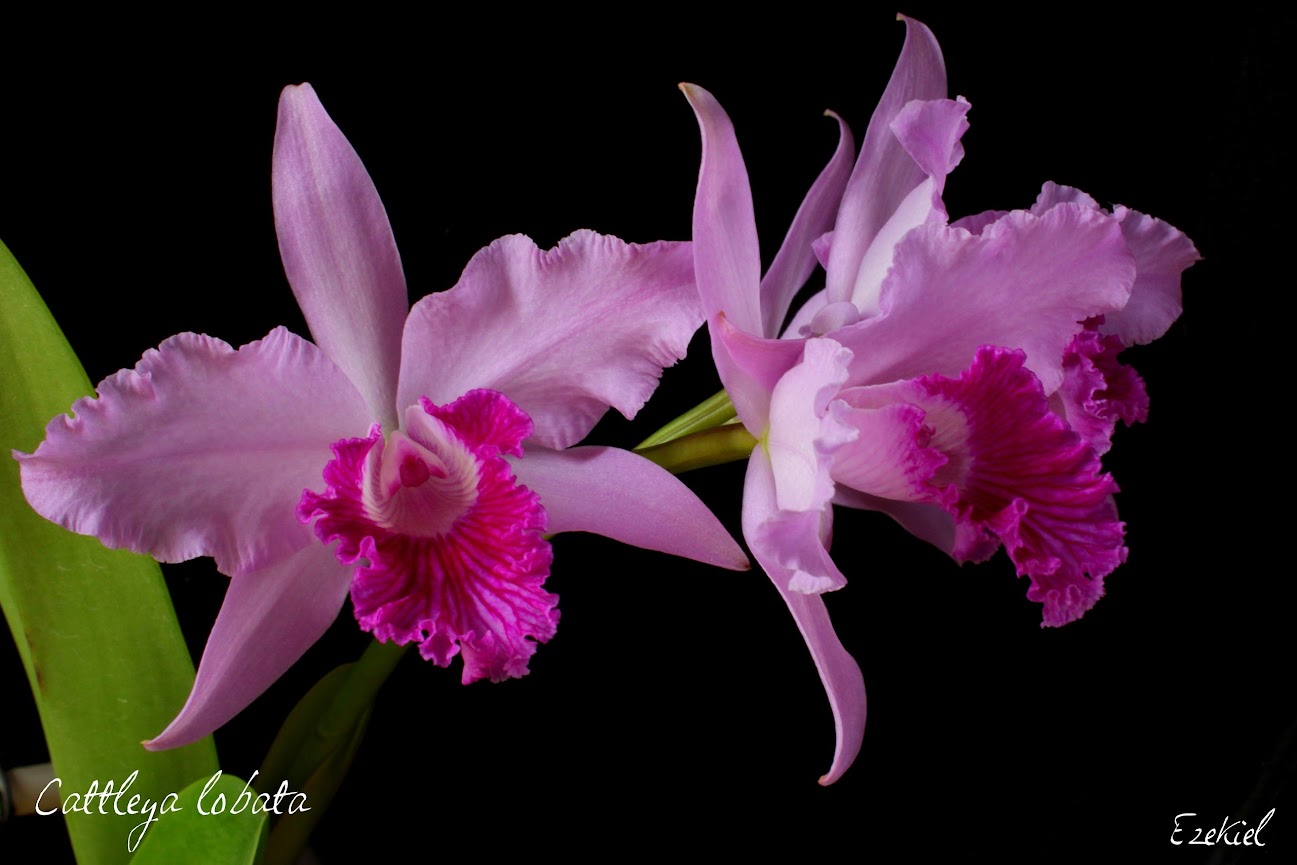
(825, 15, 946, 304)
(508, 445, 749, 571)
(145, 540, 353, 750)
(17, 328, 372, 576)
(398, 231, 697, 450)
(681, 83, 763, 336)
(835, 203, 1136, 395)
(743, 450, 865, 785)
(759, 111, 855, 338)
(1030, 183, 1198, 346)
(1105, 206, 1200, 345)
(711, 313, 807, 434)
(273, 83, 408, 429)
(300, 391, 557, 683)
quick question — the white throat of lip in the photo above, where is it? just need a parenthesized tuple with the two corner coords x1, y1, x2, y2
(362, 422, 480, 538)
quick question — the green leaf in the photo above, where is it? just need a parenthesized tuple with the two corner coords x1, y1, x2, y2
(257, 641, 405, 865)
(129, 773, 271, 864)
(0, 238, 219, 863)
(255, 664, 353, 796)
(263, 702, 369, 865)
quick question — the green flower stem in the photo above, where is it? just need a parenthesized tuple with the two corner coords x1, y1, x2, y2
(258, 639, 407, 865)
(636, 389, 736, 449)
(285, 639, 408, 784)
(264, 705, 370, 865)
(634, 422, 758, 474)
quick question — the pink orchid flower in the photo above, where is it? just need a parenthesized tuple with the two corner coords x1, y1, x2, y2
(17, 83, 747, 750)
(682, 17, 1198, 784)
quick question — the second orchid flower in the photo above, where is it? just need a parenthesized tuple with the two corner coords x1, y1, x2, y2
(681, 16, 1197, 784)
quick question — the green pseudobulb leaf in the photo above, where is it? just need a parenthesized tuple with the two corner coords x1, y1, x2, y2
(129, 773, 270, 864)
(257, 661, 374, 865)
(0, 239, 218, 863)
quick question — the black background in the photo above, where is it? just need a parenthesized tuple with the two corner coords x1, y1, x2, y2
(0, 8, 1284, 862)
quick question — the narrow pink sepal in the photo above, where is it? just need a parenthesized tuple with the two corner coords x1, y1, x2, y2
(824, 15, 946, 304)
(681, 83, 764, 336)
(273, 83, 408, 429)
(743, 450, 865, 785)
(398, 231, 698, 451)
(508, 445, 750, 571)
(760, 111, 856, 338)
(16, 327, 372, 576)
(145, 540, 353, 750)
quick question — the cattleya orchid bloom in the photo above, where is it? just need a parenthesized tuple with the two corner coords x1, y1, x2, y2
(17, 83, 747, 750)
(683, 17, 1197, 784)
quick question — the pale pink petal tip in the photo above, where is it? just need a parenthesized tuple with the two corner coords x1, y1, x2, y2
(300, 389, 557, 683)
